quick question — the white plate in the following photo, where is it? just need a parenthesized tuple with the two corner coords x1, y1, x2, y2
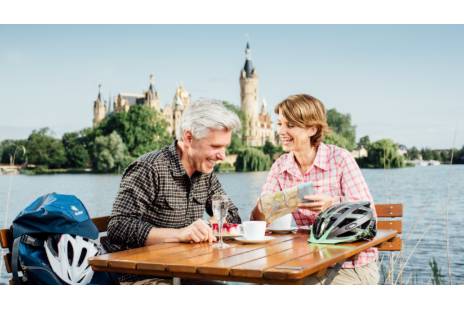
(234, 236, 275, 244)
(214, 232, 243, 239)
(267, 227, 298, 234)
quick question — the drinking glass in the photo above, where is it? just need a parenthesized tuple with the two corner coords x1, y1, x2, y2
(212, 194, 230, 249)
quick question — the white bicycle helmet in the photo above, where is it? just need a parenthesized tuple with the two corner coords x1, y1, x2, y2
(44, 233, 99, 285)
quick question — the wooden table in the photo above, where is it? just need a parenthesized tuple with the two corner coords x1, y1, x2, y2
(89, 229, 397, 284)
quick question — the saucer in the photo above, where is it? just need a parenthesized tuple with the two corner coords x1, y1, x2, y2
(234, 236, 274, 244)
(267, 226, 298, 234)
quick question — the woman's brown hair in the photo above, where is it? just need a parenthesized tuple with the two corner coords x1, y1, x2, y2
(274, 94, 330, 147)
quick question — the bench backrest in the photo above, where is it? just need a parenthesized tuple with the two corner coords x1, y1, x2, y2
(374, 203, 403, 251)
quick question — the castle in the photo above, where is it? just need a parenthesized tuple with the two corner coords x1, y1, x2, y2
(93, 42, 274, 146)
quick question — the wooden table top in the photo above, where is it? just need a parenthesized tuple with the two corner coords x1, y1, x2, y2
(90, 229, 397, 284)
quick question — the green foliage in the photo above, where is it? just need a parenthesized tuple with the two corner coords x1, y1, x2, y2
(455, 146, 464, 164)
(96, 105, 172, 158)
(0, 139, 27, 164)
(326, 108, 356, 150)
(421, 148, 434, 161)
(360, 139, 405, 169)
(222, 101, 245, 154)
(324, 131, 353, 151)
(261, 139, 283, 160)
(406, 146, 464, 164)
(235, 147, 271, 172)
(214, 162, 235, 173)
(62, 131, 91, 168)
(358, 135, 370, 148)
(92, 132, 132, 172)
(407, 146, 420, 160)
(26, 128, 66, 168)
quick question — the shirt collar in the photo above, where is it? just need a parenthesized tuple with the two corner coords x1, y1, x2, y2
(280, 142, 329, 176)
(313, 142, 329, 171)
(167, 140, 204, 179)
(167, 140, 187, 177)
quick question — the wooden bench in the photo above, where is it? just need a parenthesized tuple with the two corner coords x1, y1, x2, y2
(1, 204, 402, 284)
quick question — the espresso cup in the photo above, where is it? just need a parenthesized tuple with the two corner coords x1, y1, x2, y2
(242, 221, 266, 240)
(268, 214, 293, 230)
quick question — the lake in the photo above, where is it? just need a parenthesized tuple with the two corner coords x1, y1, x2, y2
(1, 165, 463, 284)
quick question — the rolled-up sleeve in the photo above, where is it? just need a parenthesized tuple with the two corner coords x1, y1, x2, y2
(207, 173, 242, 224)
(108, 161, 157, 249)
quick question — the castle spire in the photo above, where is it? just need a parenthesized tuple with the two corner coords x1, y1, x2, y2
(149, 74, 155, 92)
(243, 42, 254, 78)
(97, 83, 102, 101)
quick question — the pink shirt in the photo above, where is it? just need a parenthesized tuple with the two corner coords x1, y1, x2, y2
(261, 142, 378, 268)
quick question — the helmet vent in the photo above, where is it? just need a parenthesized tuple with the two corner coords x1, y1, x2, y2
(339, 218, 354, 228)
(78, 248, 88, 267)
(67, 241, 74, 265)
(338, 230, 356, 238)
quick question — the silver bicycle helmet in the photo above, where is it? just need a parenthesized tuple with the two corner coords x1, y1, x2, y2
(309, 201, 377, 244)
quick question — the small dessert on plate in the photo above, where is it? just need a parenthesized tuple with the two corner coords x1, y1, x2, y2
(212, 223, 242, 238)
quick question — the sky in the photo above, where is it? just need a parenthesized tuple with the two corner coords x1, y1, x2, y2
(0, 24, 463, 149)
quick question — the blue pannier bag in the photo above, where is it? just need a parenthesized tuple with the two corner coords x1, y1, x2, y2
(11, 192, 117, 285)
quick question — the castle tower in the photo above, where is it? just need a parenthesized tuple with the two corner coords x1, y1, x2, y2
(239, 42, 260, 146)
(164, 84, 191, 137)
(172, 84, 190, 136)
(93, 84, 107, 127)
(145, 74, 161, 111)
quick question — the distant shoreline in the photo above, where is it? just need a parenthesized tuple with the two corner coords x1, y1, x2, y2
(0, 164, 461, 176)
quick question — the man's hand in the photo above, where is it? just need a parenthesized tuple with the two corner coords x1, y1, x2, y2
(297, 194, 336, 213)
(179, 219, 216, 244)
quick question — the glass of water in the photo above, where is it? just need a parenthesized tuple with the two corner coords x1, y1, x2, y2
(212, 194, 230, 249)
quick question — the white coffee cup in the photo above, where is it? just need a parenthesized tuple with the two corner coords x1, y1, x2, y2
(268, 214, 293, 230)
(242, 221, 266, 240)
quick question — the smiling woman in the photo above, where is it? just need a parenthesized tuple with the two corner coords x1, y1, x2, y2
(250, 93, 379, 285)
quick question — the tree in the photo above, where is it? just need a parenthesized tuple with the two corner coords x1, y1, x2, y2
(262, 139, 283, 160)
(62, 131, 91, 168)
(92, 132, 132, 172)
(0, 139, 27, 165)
(222, 101, 245, 154)
(358, 135, 371, 149)
(431, 150, 442, 162)
(326, 108, 357, 150)
(365, 139, 405, 169)
(26, 128, 66, 168)
(96, 105, 172, 158)
(407, 146, 420, 160)
(235, 147, 271, 172)
(324, 131, 353, 150)
(451, 146, 464, 164)
(421, 148, 434, 161)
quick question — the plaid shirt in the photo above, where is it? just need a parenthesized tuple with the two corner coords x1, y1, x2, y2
(261, 143, 378, 268)
(107, 141, 241, 252)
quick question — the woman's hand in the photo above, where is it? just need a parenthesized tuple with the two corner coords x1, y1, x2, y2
(250, 199, 266, 220)
(297, 194, 336, 212)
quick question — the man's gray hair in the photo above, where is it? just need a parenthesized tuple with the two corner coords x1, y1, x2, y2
(176, 99, 241, 141)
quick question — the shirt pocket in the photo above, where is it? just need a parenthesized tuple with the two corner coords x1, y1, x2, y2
(190, 191, 209, 219)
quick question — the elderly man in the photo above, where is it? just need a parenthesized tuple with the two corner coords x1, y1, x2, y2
(107, 100, 242, 284)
